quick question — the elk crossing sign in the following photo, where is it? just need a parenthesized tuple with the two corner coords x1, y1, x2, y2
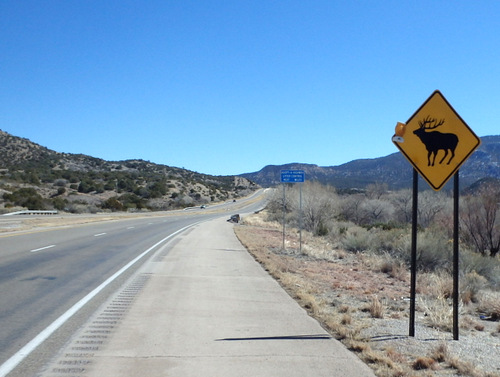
(392, 90, 481, 191)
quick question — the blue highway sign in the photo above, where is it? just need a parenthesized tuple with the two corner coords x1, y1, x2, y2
(280, 170, 305, 183)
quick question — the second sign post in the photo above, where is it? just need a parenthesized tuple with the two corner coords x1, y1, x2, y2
(280, 170, 305, 252)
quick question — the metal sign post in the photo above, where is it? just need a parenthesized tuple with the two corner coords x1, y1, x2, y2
(453, 172, 460, 340)
(299, 183, 303, 254)
(280, 170, 305, 251)
(282, 184, 286, 250)
(392, 90, 480, 340)
(409, 169, 418, 337)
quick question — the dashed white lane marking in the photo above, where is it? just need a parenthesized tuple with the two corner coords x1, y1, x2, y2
(0, 220, 203, 377)
(30, 245, 56, 253)
(94, 233, 107, 237)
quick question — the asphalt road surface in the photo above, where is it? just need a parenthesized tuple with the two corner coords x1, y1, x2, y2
(0, 191, 267, 376)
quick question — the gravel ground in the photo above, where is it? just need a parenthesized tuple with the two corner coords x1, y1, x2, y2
(361, 318, 500, 376)
(234, 218, 500, 377)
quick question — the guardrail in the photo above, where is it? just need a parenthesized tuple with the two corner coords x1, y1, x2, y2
(2, 210, 58, 216)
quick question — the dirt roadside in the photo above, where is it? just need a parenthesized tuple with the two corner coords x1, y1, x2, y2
(234, 213, 500, 377)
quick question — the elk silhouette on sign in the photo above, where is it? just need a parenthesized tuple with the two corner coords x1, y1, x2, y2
(413, 116, 459, 166)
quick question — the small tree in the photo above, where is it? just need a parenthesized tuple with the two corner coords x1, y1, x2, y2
(418, 190, 447, 228)
(266, 184, 295, 223)
(339, 194, 369, 225)
(389, 189, 413, 224)
(460, 185, 500, 257)
(294, 181, 338, 235)
(361, 198, 394, 224)
(365, 182, 388, 199)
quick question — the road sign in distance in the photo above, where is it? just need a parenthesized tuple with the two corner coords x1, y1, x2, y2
(280, 170, 305, 183)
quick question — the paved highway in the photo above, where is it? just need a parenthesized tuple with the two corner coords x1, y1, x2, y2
(0, 190, 267, 376)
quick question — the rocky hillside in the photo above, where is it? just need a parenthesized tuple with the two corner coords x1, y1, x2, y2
(0, 130, 259, 213)
(241, 135, 500, 191)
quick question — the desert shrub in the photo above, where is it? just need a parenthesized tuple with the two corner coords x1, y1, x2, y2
(51, 197, 67, 211)
(148, 180, 167, 198)
(477, 290, 500, 321)
(53, 178, 67, 187)
(146, 198, 171, 211)
(102, 197, 125, 211)
(429, 342, 448, 363)
(328, 221, 351, 242)
(413, 356, 437, 370)
(460, 247, 500, 289)
(396, 229, 451, 272)
(341, 225, 372, 252)
(66, 203, 97, 214)
(341, 313, 352, 325)
(118, 193, 147, 210)
(419, 271, 453, 299)
(461, 271, 488, 304)
(369, 296, 385, 318)
(365, 227, 408, 256)
(104, 180, 116, 190)
(447, 357, 478, 377)
(371, 252, 407, 280)
(3, 187, 46, 209)
(419, 296, 461, 332)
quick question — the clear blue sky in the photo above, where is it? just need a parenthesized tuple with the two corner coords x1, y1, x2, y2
(1, 1, 499, 176)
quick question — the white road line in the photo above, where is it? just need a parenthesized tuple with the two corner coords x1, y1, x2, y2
(94, 233, 107, 237)
(127, 227, 135, 229)
(30, 245, 56, 253)
(0, 221, 203, 377)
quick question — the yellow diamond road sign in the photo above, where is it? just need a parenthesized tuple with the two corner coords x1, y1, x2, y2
(392, 90, 481, 191)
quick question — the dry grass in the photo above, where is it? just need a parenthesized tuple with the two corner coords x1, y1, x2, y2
(385, 346, 407, 364)
(234, 211, 500, 377)
(417, 272, 453, 299)
(341, 313, 352, 325)
(477, 290, 500, 321)
(419, 295, 466, 332)
(462, 271, 488, 304)
(369, 296, 385, 319)
(428, 342, 448, 363)
(447, 357, 479, 377)
(413, 356, 437, 371)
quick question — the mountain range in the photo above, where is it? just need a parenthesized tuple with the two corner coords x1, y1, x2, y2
(241, 135, 500, 191)
(1, 130, 499, 214)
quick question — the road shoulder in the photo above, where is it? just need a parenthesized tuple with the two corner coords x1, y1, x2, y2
(39, 217, 375, 377)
